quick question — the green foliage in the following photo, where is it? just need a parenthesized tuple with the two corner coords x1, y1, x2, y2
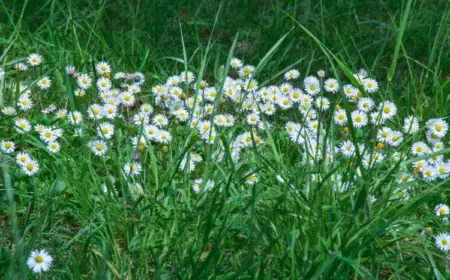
(1, 0, 450, 279)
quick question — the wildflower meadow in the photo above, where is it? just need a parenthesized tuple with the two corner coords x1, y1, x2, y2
(1, 0, 450, 279)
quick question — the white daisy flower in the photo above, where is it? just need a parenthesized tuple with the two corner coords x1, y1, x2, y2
(403, 116, 419, 134)
(334, 109, 347, 126)
(435, 204, 450, 217)
(343, 84, 357, 99)
(15, 118, 31, 134)
(68, 111, 83, 125)
(180, 71, 195, 84)
(351, 111, 368, 128)
(27, 54, 43, 66)
(91, 140, 108, 156)
(155, 130, 172, 144)
(17, 94, 33, 111)
(140, 103, 153, 115)
(324, 78, 339, 93)
(362, 78, 378, 93)
(120, 91, 136, 107)
(22, 158, 39, 176)
(27, 249, 52, 273)
(427, 118, 448, 138)
(77, 73, 92, 89)
(123, 162, 142, 177)
(246, 113, 260, 126)
(96, 77, 111, 91)
(65, 65, 76, 76)
(411, 141, 429, 156)
(16, 152, 31, 166)
(357, 97, 374, 112)
(98, 122, 114, 139)
(153, 114, 168, 127)
(15, 63, 28, 71)
(103, 104, 118, 119)
(284, 69, 300, 80)
(95, 61, 111, 74)
(37, 76, 52, 90)
(304, 76, 320, 95)
(2, 106, 16, 116)
(0, 140, 15, 153)
(47, 141, 61, 153)
(315, 97, 330, 111)
(230, 57, 243, 69)
(246, 172, 259, 185)
(378, 101, 397, 120)
(436, 233, 450, 251)
(88, 104, 103, 119)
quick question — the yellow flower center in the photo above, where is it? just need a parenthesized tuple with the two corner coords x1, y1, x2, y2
(435, 124, 442, 131)
(283, 100, 289, 105)
(27, 163, 34, 170)
(35, 256, 43, 263)
(96, 144, 103, 151)
(383, 107, 391, 113)
(5, 142, 11, 148)
(355, 116, 362, 122)
(440, 208, 446, 216)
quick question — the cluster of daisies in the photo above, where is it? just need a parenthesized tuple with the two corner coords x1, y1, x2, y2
(1, 51, 450, 274)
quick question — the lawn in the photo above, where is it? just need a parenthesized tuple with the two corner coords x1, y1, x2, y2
(1, 0, 450, 279)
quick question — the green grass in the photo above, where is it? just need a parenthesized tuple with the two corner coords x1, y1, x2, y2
(1, 0, 450, 279)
